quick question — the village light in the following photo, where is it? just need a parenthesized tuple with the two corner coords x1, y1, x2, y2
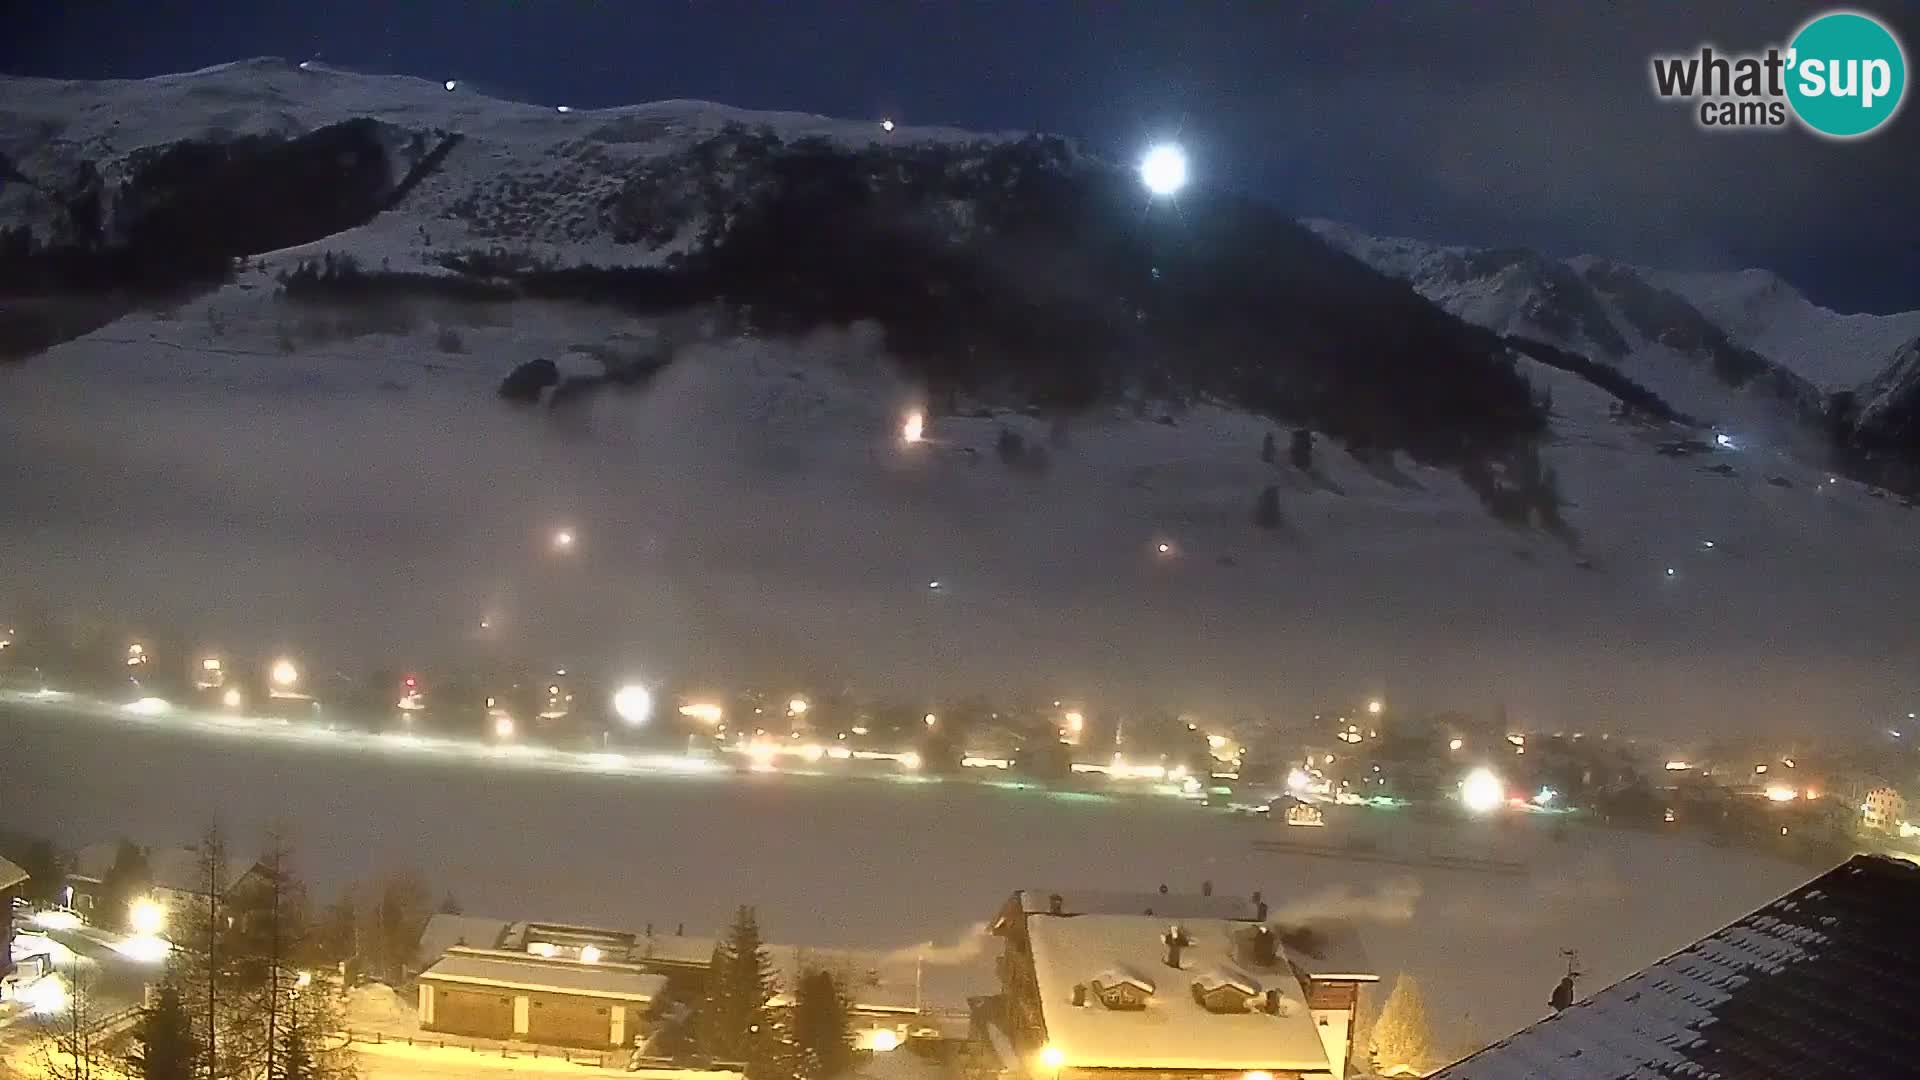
(1448, 738, 1464, 752)
(1244, 1072, 1274, 1080)
(788, 696, 810, 717)
(612, 685, 654, 726)
(1039, 1045, 1065, 1070)
(1460, 767, 1504, 814)
(902, 409, 925, 444)
(880, 118, 896, 133)
(1367, 698, 1384, 715)
(1765, 784, 1798, 802)
(868, 1028, 900, 1052)
(924, 713, 938, 727)
(494, 714, 515, 739)
(551, 528, 576, 552)
(129, 897, 165, 936)
(679, 702, 724, 724)
(271, 658, 299, 688)
(222, 688, 243, 708)
(580, 945, 603, 964)
(901, 751, 923, 771)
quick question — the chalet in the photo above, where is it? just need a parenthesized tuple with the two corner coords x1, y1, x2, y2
(414, 913, 940, 1050)
(980, 888, 1377, 1080)
(1434, 855, 1920, 1079)
(66, 842, 242, 925)
(0, 856, 26, 990)
(417, 945, 665, 1049)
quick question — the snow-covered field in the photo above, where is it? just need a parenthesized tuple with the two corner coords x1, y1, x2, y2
(2, 704, 1814, 1057)
(5, 276, 1917, 730)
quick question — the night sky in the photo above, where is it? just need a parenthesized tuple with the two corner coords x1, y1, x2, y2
(8, 1, 1919, 313)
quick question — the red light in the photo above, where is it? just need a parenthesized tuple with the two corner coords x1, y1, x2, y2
(404, 676, 417, 688)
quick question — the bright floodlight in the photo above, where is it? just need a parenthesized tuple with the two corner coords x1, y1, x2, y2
(222, 688, 243, 708)
(788, 695, 810, 716)
(1039, 1045, 1066, 1070)
(881, 118, 896, 133)
(494, 713, 515, 738)
(679, 702, 724, 724)
(1367, 698, 1384, 715)
(126, 697, 172, 716)
(869, 1029, 901, 1052)
(130, 897, 165, 936)
(24, 974, 68, 1016)
(552, 528, 576, 552)
(580, 945, 603, 964)
(613, 685, 654, 726)
(444, 79, 458, 92)
(1139, 144, 1189, 196)
(271, 658, 299, 688)
(1460, 767, 1504, 813)
(902, 409, 925, 444)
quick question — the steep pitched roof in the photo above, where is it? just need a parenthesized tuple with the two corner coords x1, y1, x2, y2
(0, 855, 28, 893)
(1435, 855, 1920, 1080)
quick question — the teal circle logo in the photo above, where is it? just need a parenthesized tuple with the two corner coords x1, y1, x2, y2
(1786, 11, 1907, 137)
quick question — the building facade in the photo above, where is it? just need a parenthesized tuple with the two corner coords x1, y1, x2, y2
(417, 946, 665, 1049)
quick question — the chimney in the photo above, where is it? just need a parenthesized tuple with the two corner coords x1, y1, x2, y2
(1163, 925, 1190, 969)
(1072, 984, 1087, 1007)
(676, 923, 684, 936)
(1251, 889, 1263, 906)
(1256, 900, 1269, 921)
(1251, 925, 1278, 967)
(1201, 880, 1213, 897)
(1264, 989, 1282, 1015)
(1048, 893, 1065, 915)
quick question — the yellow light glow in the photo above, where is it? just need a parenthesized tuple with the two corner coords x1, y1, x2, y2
(580, 945, 603, 964)
(271, 659, 299, 688)
(296, 971, 313, 988)
(1206, 733, 1228, 750)
(788, 696, 810, 716)
(129, 897, 165, 936)
(552, 528, 576, 550)
(128, 643, 145, 657)
(1460, 767, 1504, 813)
(494, 714, 515, 738)
(679, 702, 724, 723)
(1665, 760, 1692, 771)
(1765, 784, 1798, 802)
(901, 751, 923, 770)
(1245, 1072, 1274, 1080)
(222, 688, 243, 708)
(201, 657, 222, 672)
(1754, 763, 1769, 774)
(1039, 1046, 1065, 1070)
(1367, 699, 1383, 715)
(924, 712, 938, 727)
(1448, 738, 1464, 751)
(1064, 710, 1084, 731)
(868, 1028, 900, 1052)
(800, 744, 825, 763)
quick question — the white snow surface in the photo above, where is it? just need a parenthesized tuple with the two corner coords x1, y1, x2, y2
(1304, 219, 1920, 418)
(1653, 267, 1920, 391)
(5, 279, 1919, 729)
(0, 57, 1010, 271)
(1024, 913, 1333, 1071)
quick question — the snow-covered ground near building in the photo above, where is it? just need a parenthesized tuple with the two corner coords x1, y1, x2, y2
(2, 706, 1822, 1060)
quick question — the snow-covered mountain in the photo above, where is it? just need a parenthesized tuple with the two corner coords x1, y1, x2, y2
(1653, 267, 1920, 390)
(1, 60, 1917, 729)
(1303, 218, 1920, 472)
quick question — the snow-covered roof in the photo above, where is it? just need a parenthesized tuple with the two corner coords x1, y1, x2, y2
(0, 855, 27, 893)
(1434, 855, 1920, 1080)
(419, 946, 666, 1003)
(1015, 888, 1263, 921)
(1025, 914, 1330, 1072)
(417, 913, 512, 961)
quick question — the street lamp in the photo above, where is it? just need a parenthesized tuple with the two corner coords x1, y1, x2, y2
(1460, 767, 1504, 814)
(1367, 699, 1384, 716)
(613, 685, 654, 726)
(788, 696, 810, 717)
(129, 896, 166, 936)
(271, 658, 299, 689)
(902, 409, 925, 444)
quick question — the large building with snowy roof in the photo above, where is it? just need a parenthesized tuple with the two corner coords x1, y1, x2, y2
(1433, 854, 1920, 1080)
(979, 887, 1377, 1080)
